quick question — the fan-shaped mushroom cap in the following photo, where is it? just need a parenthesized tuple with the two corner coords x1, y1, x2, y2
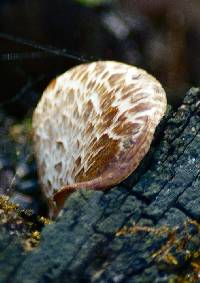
(32, 61, 167, 217)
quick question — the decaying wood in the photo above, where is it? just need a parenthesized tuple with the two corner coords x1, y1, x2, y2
(0, 87, 200, 283)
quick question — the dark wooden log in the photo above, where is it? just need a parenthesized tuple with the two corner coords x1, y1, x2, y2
(0, 87, 200, 283)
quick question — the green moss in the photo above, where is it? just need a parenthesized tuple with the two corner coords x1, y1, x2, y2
(76, 0, 112, 7)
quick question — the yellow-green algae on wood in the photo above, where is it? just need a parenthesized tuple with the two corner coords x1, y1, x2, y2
(117, 220, 200, 283)
(0, 195, 51, 251)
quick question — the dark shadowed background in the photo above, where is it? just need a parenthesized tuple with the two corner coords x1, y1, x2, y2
(0, 0, 199, 117)
(0, 3, 200, 282)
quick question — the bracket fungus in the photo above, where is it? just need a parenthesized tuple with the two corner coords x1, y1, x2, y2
(32, 61, 167, 217)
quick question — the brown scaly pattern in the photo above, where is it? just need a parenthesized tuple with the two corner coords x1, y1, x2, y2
(32, 61, 167, 217)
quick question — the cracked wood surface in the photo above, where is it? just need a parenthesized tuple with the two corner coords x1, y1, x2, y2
(0, 88, 200, 283)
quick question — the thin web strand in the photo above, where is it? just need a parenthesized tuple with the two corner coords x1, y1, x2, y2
(0, 32, 96, 63)
(0, 51, 54, 61)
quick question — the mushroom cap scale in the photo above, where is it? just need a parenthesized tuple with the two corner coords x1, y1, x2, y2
(32, 61, 167, 216)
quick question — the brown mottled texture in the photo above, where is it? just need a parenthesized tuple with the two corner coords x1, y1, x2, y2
(46, 79, 56, 91)
(32, 61, 167, 217)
